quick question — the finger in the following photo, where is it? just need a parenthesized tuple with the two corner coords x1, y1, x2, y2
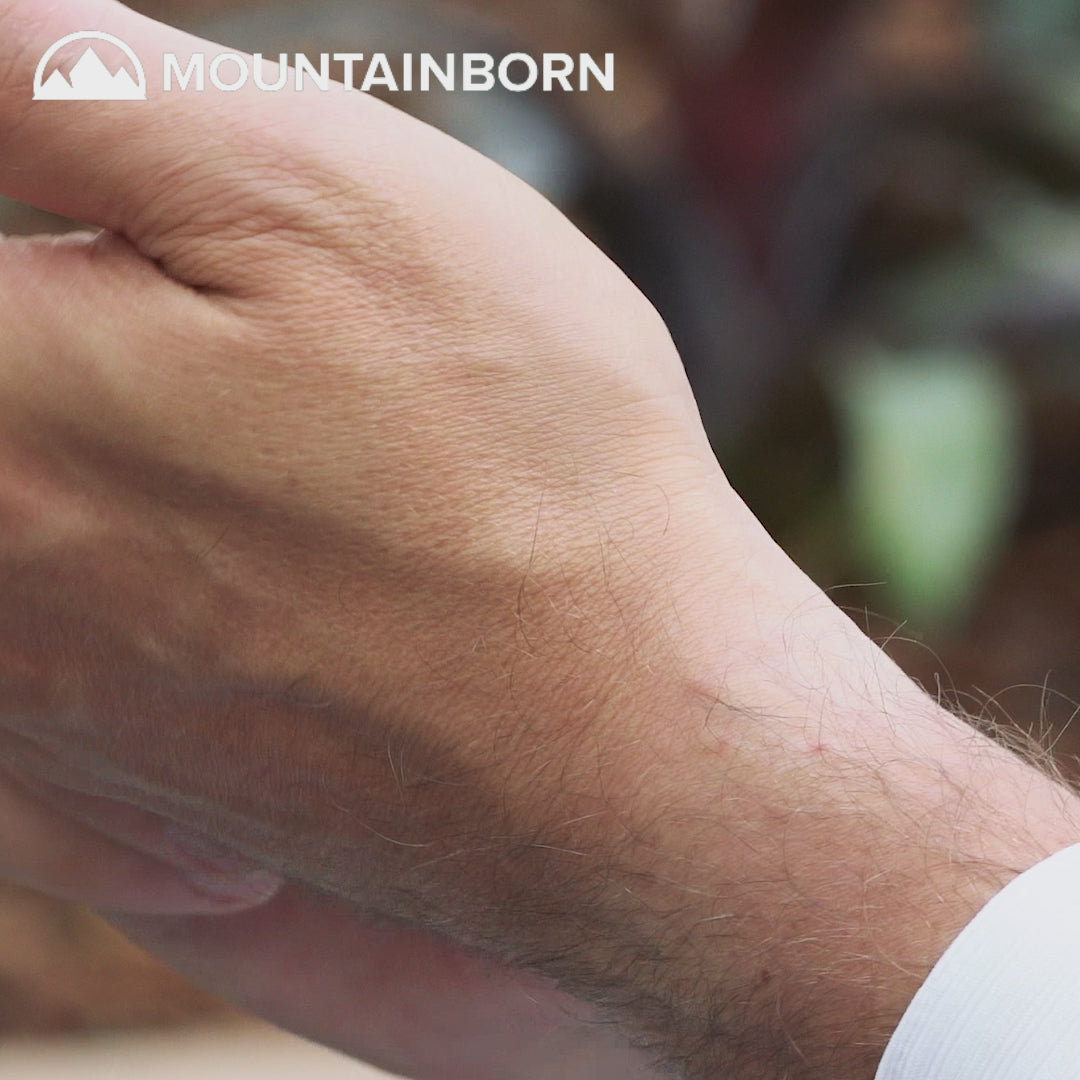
(0, 0, 472, 292)
(0, 1, 310, 272)
(4, 766, 285, 905)
(0, 4, 215, 234)
(0, 767, 282, 915)
(110, 884, 663, 1080)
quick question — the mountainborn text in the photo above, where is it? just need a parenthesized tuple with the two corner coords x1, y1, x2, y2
(161, 52, 615, 93)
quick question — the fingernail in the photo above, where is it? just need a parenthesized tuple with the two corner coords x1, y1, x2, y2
(182, 867, 284, 906)
(161, 823, 283, 905)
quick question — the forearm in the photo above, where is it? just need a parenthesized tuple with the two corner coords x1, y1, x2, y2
(487, 492, 1080, 1079)
(214, 476, 1080, 1080)
(531, 496, 1080, 1079)
(617, 527, 1080, 1075)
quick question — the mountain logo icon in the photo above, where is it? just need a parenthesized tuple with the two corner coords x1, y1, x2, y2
(34, 31, 147, 101)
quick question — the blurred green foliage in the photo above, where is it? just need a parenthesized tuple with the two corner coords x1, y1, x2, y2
(991, 0, 1080, 45)
(829, 349, 1023, 631)
(765, 0, 1080, 635)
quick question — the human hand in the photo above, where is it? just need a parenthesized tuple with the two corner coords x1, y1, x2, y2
(4, 4, 1080, 1080)
(0, 0, 716, 880)
(0, 0, 719, 1075)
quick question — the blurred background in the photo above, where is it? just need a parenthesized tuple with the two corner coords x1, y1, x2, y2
(2, 0, 1080, 1072)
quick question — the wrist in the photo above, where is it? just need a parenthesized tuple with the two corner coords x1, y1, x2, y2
(570, 494, 1080, 1078)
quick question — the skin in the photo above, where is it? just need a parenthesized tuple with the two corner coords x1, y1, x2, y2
(1, 2, 1079, 1078)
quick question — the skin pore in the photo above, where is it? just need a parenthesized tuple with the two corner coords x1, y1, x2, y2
(1, 3, 1079, 1079)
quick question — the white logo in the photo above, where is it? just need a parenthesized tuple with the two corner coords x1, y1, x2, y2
(34, 31, 147, 101)
(30, 35, 614, 100)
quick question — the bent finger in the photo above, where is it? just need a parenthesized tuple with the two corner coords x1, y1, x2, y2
(0, 767, 282, 914)
(111, 884, 662, 1080)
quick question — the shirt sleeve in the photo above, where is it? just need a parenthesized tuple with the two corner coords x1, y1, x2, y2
(875, 842, 1080, 1080)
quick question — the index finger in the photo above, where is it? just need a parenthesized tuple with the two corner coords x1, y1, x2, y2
(0, 0, 447, 290)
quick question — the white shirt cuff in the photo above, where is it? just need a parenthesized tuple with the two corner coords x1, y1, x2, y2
(876, 842, 1080, 1080)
